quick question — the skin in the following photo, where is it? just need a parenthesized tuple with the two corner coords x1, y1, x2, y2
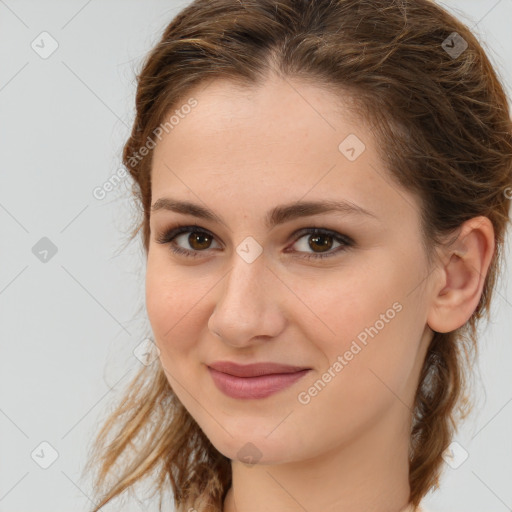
(145, 75, 494, 512)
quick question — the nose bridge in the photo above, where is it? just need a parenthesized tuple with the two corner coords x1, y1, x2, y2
(229, 249, 264, 293)
(208, 250, 284, 345)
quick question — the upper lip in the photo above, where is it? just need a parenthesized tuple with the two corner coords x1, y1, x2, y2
(208, 361, 310, 377)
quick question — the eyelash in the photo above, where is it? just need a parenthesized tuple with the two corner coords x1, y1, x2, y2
(155, 223, 354, 260)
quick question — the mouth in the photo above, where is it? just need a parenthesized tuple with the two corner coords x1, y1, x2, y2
(208, 360, 310, 377)
(207, 361, 311, 399)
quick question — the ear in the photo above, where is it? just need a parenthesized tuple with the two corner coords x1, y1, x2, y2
(427, 216, 495, 334)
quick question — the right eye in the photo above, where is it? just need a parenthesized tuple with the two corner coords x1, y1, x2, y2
(156, 224, 221, 258)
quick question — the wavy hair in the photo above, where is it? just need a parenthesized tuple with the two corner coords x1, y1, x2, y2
(83, 1, 512, 511)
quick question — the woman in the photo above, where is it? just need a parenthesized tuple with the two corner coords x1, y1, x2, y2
(84, 1, 512, 511)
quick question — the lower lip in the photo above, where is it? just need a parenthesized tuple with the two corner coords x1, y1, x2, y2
(207, 367, 311, 399)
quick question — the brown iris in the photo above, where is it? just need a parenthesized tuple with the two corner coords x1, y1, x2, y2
(308, 233, 334, 253)
(188, 231, 213, 250)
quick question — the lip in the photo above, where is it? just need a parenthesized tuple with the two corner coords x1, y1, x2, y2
(208, 361, 310, 377)
(207, 361, 311, 399)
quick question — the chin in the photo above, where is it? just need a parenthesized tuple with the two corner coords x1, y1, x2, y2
(207, 431, 301, 466)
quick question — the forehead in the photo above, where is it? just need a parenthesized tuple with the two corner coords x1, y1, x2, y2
(150, 76, 414, 227)
(154, 76, 364, 157)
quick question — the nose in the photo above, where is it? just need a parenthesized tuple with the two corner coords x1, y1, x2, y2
(208, 250, 287, 348)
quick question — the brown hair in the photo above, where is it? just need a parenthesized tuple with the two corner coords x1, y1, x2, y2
(83, 1, 512, 511)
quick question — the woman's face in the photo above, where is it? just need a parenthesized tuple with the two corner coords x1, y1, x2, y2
(146, 76, 435, 465)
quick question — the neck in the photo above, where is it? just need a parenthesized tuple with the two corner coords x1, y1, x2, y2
(223, 399, 413, 512)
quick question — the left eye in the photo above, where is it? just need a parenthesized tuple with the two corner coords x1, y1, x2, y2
(156, 225, 354, 260)
(290, 229, 351, 258)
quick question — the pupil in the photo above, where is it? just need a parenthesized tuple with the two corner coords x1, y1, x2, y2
(310, 234, 332, 252)
(190, 232, 211, 250)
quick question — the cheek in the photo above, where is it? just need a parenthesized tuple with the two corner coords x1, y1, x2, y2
(291, 263, 402, 352)
(296, 256, 421, 390)
(145, 253, 202, 355)
(294, 305, 416, 448)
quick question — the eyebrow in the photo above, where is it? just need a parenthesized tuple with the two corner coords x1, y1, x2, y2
(151, 197, 378, 230)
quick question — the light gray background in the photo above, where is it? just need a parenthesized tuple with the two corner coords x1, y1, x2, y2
(0, 1, 511, 511)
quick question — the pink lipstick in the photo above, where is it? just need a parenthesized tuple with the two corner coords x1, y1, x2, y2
(207, 361, 311, 399)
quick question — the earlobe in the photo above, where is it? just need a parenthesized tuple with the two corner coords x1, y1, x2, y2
(427, 216, 495, 334)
